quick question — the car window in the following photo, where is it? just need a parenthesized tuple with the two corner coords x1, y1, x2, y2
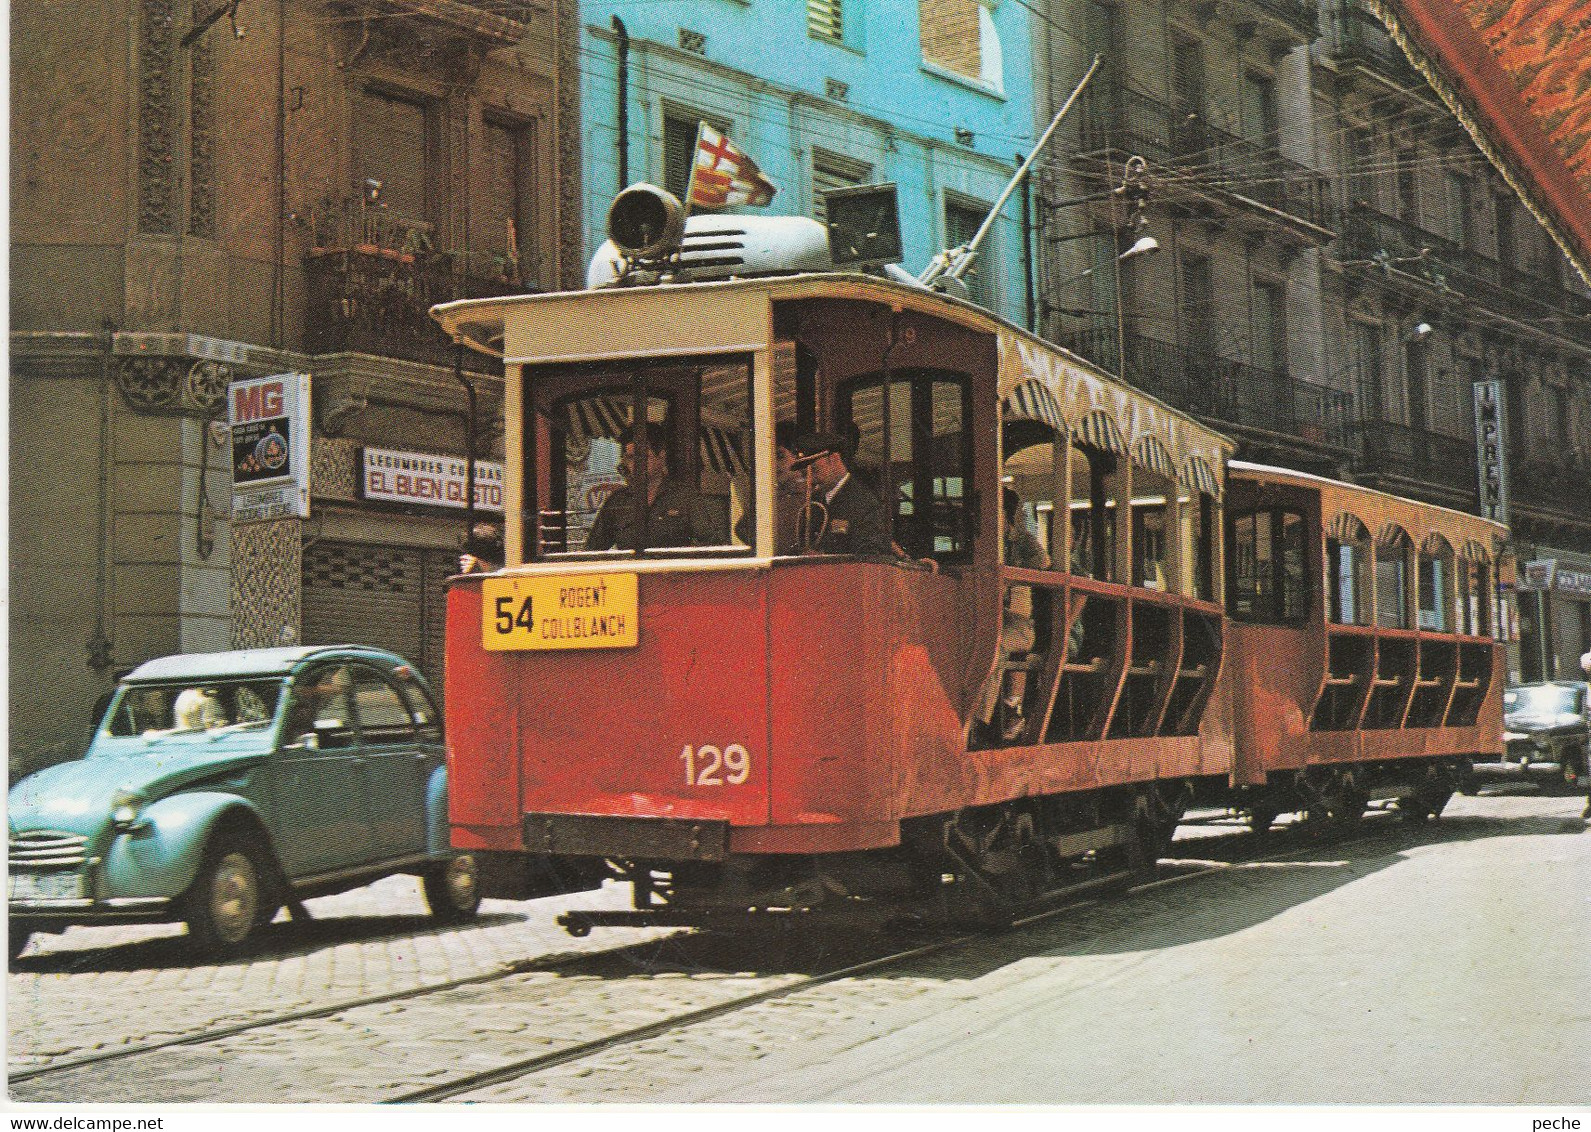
(282, 665, 357, 749)
(106, 679, 283, 738)
(350, 666, 417, 743)
(394, 677, 442, 741)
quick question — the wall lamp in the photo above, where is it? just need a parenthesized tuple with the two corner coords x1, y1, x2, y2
(1043, 235, 1161, 316)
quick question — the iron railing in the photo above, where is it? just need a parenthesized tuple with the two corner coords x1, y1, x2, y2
(305, 249, 525, 372)
(1062, 326, 1352, 449)
(1339, 205, 1591, 332)
(1351, 419, 1476, 495)
(1079, 83, 1332, 232)
(1324, 0, 1425, 86)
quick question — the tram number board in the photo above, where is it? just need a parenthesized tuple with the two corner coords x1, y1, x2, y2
(481, 573, 639, 651)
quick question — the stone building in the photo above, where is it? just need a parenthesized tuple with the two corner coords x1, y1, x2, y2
(10, 0, 579, 772)
(1032, 0, 1591, 681)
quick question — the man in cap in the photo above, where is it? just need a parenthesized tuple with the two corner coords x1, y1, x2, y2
(587, 422, 723, 552)
(790, 431, 895, 558)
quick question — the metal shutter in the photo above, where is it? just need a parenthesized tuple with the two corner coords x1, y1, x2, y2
(356, 90, 429, 222)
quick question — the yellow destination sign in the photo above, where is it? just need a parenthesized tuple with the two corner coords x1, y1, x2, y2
(481, 573, 639, 651)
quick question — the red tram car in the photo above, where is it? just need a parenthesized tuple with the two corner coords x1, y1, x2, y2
(432, 244, 1509, 933)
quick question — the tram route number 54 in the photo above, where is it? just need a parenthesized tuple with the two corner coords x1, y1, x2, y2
(494, 594, 533, 633)
(681, 743, 751, 786)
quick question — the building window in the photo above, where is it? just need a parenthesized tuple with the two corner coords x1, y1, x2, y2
(920, 0, 1003, 92)
(1180, 252, 1215, 360)
(1241, 71, 1278, 147)
(1353, 320, 1384, 420)
(1251, 279, 1287, 373)
(1171, 37, 1205, 157)
(482, 117, 537, 284)
(1396, 149, 1419, 226)
(356, 88, 433, 226)
(944, 194, 994, 309)
(1347, 127, 1375, 207)
(1495, 192, 1517, 268)
(808, 0, 843, 42)
(812, 149, 872, 223)
(1444, 169, 1473, 248)
(662, 107, 732, 201)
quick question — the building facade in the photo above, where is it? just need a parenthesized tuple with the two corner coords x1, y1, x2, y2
(578, 0, 1036, 326)
(11, 0, 578, 772)
(1032, 0, 1591, 682)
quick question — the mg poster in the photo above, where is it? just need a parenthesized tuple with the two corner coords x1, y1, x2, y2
(230, 372, 310, 523)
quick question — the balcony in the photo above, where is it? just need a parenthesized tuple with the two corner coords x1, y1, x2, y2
(306, 206, 529, 372)
(1351, 419, 1477, 499)
(1338, 206, 1591, 335)
(1324, 0, 1426, 89)
(1062, 327, 1352, 450)
(331, 0, 536, 48)
(1193, 0, 1319, 43)
(1080, 84, 1333, 237)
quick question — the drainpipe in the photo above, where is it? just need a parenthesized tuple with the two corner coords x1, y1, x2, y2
(1019, 151, 1036, 332)
(454, 343, 480, 553)
(613, 16, 630, 189)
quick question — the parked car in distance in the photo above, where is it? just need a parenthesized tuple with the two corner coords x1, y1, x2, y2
(1466, 681, 1589, 792)
(8, 645, 479, 960)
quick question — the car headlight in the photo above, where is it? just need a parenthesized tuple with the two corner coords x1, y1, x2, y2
(110, 788, 148, 830)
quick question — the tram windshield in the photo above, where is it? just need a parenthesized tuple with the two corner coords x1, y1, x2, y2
(526, 355, 756, 558)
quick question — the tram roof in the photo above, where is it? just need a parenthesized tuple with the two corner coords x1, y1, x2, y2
(432, 272, 1235, 468)
(1231, 460, 1509, 557)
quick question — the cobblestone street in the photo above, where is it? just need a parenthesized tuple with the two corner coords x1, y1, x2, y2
(9, 793, 1590, 1106)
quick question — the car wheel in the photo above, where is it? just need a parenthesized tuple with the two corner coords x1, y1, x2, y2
(423, 854, 481, 924)
(185, 838, 265, 956)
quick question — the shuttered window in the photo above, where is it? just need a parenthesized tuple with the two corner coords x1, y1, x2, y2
(808, 0, 842, 41)
(945, 195, 993, 309)
(812, 149, 871, 223)
(355, 89, 431, 222)
(483, 117, 537, 279)
(663, 108, 732, 200)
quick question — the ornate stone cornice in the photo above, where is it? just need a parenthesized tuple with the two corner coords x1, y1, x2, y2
(113, 356, 233, 415)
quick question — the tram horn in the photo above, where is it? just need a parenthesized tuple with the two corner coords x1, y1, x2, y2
(607, 183, 686, 261)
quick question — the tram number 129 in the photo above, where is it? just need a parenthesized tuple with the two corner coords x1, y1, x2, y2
(681, 743, 751, 787)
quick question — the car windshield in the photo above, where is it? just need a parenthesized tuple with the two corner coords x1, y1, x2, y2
(1503, 685, 1585, 717)
(104, 678, 286, 739)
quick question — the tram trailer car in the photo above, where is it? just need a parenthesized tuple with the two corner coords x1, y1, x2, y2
(432, 209, 1508, 933)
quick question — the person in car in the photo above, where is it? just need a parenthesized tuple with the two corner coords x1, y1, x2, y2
(586, 423, 722, 551)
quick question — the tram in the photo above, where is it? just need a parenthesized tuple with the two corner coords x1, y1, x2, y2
(431, 190, 1509, 932)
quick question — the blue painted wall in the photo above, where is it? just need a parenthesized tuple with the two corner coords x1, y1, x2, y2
(579, 0, 1036, 326)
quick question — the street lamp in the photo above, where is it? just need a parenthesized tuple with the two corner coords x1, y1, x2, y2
(1043, 234, 1161, 317)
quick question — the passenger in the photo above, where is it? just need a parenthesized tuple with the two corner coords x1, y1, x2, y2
(790, 432, 895, 558)
(984, 488, 1051, 740)
(774, 420, 806, 555)
(586, 423, 721, 552)
(459, 521, 504, 575)
(172, 687, 227, 731)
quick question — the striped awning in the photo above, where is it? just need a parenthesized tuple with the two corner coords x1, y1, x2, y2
(1377, 522, 1412, 548)
(1420, 531, 1454, 557)
(1179, 455, 1221, 499)
(1459, 537, 1492, 562)
(1326, 512, 1371, 542)
(1001, 379, 1067, 433)
(1131, 435, 1177, 483)
(563, 396, 747, 476)
(1075, 409, 1127, 455)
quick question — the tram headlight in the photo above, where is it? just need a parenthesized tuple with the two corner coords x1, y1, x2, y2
(608, 184, 686, 261)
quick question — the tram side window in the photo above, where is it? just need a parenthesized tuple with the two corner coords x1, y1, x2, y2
(1228, 507, 1308, 624)
(1417, 542, 1453, 631)
(1069, 445, 1116, 582)
(530, 357, 754, 558)
(1191, 495, 1215, 602)
(839, 370, 972, 562)
(1458, 557, 1492, 636)
(1375, 533, 1411, 628)
(1326, 538, 1369, 625)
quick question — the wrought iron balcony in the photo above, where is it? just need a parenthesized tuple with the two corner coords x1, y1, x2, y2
(1324, 0, 1424, 87)
(332, 0, 535, 47)
(1079, 84, 1333, 234)
(305, 248, 526, 372)
(1201, 0, 1320, 40)
(1062, 327, 1352, 449)
(1351, 419, 1476, 496)
(1338, 205, 1591, 334)
(1513, 456, 1591, 521)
